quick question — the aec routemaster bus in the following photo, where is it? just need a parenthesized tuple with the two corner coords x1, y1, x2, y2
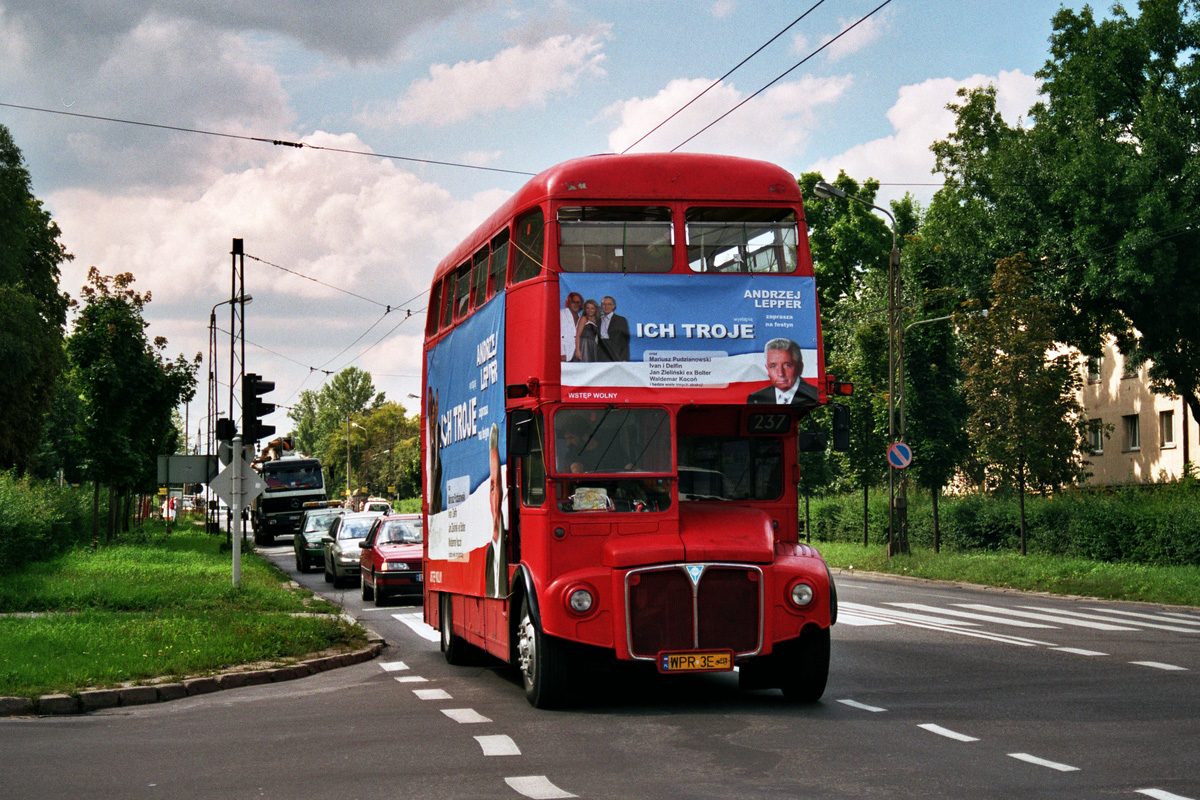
(422, 152, 841, 708)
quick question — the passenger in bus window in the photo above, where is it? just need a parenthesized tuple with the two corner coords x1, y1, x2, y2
(597, 295, 630, 361)
(485, 424, 508, 598)
(559, 292, 582, 361)
(574, 298, 601, 362)
(747, 338, 819, 405)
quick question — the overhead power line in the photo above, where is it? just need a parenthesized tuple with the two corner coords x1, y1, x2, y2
(622, 0, 830, 154)
(0, 101, 536, 177)
(673, 0, 895, 152)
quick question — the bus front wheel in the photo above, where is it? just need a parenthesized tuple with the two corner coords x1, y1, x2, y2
(516, 597, 569, 709)
(777, 626, 830, 702)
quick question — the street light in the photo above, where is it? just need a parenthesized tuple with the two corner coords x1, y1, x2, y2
(812, 180, 904, 555)
(206, 294, 253, 539)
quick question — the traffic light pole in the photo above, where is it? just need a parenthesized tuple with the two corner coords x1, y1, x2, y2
(231, 433, 243, 587)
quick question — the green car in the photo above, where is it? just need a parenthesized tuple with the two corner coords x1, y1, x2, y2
(294, 508, 347, 573)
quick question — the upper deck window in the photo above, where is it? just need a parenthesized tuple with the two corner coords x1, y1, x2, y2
(512, 209, 545, 285)
(558, 206, 673, 273)
(686, 208, 798, 274)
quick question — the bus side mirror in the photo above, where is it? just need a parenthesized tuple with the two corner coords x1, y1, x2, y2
(831, 403, 850, 452)
(508, 409, 533, 457)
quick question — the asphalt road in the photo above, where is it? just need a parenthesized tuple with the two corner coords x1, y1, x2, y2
(2, 540, 1196, 800)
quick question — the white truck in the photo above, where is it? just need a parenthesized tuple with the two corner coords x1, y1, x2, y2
(250, 441, 327, 545)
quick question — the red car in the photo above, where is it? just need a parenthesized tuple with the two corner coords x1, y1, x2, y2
(360, 513, 424, 605)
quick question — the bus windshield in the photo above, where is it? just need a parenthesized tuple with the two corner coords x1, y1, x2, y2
(558, 206, 673, 273)
(686, 207, 798, 274)
(552, 408, 672, 475)
(677, 434, 784, 501)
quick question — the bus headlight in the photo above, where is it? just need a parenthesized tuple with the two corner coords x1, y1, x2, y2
(567, 588, 594, 614)
(789, 582, 815, 608)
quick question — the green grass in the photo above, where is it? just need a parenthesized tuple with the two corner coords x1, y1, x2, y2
(814, 541, 1200, 607)
(0, 525, 367, 698)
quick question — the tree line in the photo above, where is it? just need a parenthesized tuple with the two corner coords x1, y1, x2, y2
(799, 0, 1199, 544)
(0, 127, 199, 545)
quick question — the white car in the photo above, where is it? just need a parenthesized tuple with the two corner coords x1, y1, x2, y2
(322, 511, 382, 588)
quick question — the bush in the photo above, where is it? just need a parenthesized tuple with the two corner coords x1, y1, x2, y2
(0, 472, 98, 572)
(807, 477, 1200, 566)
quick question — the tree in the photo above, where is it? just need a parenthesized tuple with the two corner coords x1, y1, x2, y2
(68, 269, 199, 544)
(0, 124, 72, 472)
(961, 255, 1090, 554)
(287, 367, 385, 499)
(931, 0, 1200, 426)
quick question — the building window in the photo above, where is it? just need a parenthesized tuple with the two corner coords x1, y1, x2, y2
(1123, 414, 1140, 451)
(1121, 356, 1137, 379)
(1160, 410, 1175, 448)
(1088, 419, 1105, 455)
(1087, 356, 1101, 384)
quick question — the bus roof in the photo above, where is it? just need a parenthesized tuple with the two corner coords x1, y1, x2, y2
(432, 153, 804, 284)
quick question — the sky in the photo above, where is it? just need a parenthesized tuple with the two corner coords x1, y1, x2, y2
(0, 0, 1090, 450)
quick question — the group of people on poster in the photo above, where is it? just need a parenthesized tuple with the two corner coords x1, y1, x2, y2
(559, 291, 630, 363)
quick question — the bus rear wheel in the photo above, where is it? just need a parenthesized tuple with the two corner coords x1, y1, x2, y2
(777, 626, 830, 702)
(440, 593, 471, 666)
(516, 597, 569, 709)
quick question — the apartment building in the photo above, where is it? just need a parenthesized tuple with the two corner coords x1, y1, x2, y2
(1079, 338, 1197, 485)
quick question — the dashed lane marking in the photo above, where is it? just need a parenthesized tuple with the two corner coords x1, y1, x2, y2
(379, 660, 409, 672)
(504, 776, 578, 799)
(1130, 661, 1188, 671)
(1051, 647, 1108, 657)
(837, 699, 887, 713)
(1136, 789, 1197, 800)
(394, 675, 428, 683)
(441, 708, 491, 724)
(1007, 753, 1079, 772)
(475, 734, 521, 756)
(414, 688, 452, 700)
(918, 723, 979, 742)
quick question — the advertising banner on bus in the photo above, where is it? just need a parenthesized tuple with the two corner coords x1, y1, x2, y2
(559, 274, 820, 404)
(424, 295, 508, 599)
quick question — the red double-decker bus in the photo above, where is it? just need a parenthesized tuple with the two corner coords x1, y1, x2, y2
(422, 152, 841, 707)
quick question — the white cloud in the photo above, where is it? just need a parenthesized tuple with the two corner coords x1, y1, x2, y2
(361, 27, 610, 127)
(711, 1, 736, 19)
(48, 131, 511, 402)
(0, 0, 485, 62)
(606, 75, 852, 160)
(807, 69, 1041, 208)
(819, 12, 889, 62)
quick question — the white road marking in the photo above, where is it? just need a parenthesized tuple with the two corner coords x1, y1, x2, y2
(379, 661, 409, 672)
(1051, 647, 1108, 657)
(1091, 608, 1200, 628)
(1136, 789, 1197, 800)
(1008, 752, 1079, 772)
(839, 602, 1056, 647)
(889, 602, 1056, 628)
(955, 604, 1137, 631)
(442, 708, 491, 724)
(394, 611, 440, 642)
(1019, 605, 1200, 634)
(1130, 661, 1188, 671)
(394, 675, 427, 683)
(918, 723, 979, 742)
(504, 776, 577, 799)
(414, 688, 452, 700)
(475, 734, 521, 756)
(836, 613, 894, 627)
(838, 699, 887, 713)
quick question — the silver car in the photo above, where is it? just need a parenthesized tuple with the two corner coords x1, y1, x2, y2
(322, 511, 382, 588)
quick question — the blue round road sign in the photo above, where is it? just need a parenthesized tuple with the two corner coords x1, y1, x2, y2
(887, 442, 913, 469)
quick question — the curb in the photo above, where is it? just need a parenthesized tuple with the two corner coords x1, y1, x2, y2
(1, 633, 386, 718)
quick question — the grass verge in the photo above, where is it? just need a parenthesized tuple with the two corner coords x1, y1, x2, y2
(0, 524, 367, 698)
(815, 541, 1200, 607)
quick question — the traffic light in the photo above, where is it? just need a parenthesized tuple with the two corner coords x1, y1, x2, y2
(242, 373, 276, 444)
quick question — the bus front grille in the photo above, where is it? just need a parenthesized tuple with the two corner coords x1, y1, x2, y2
(626, 565, 762, 659)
